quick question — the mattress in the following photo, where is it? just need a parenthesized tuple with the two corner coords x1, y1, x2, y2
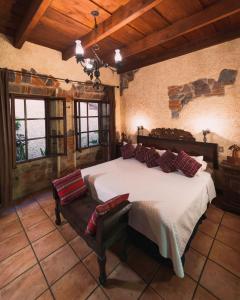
(82, 157, 216, 277)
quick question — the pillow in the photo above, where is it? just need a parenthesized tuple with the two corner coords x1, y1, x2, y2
(174, 151, 202, 177)
(120, 143, 135, 159)
(85, 193, 129, 236)
(145, 148, 160, 168)
(155, 149, 166, 156)
(52, 170, 87, 205)
(156, 150, 177, 173)
(135, 145, 148, 163)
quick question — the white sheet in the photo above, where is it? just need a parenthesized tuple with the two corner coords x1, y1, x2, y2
(82, 158, 216, 278)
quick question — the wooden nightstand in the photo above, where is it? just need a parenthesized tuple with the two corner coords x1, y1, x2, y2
(115, 142, 123, 159)
(219, 160, 240, 214)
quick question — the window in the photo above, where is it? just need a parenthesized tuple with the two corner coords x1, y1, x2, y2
(12, 96, 67, 163)
(74, 100, 110, 150)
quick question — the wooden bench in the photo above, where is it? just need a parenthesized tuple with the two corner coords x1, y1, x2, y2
(52, 186, 132, 285)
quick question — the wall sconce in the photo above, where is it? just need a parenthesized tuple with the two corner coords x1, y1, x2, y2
(137, 126, 144, 136)
(202, 129, 210, 143)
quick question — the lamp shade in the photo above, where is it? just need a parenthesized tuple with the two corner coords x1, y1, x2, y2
(114, 49, 122, 63)
(75, 40, 84, 56)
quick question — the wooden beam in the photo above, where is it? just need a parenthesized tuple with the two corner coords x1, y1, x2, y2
(118, 29, 240, 73)
(15, 0, 53, 48)
(62, 0, 163, 61)
(120, 0, 240, 59)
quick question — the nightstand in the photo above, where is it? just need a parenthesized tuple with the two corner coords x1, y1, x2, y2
(219, 160, 240, 214)
(116, 142, 123, 159)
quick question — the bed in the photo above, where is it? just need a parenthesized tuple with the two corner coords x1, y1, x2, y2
(81, 128, 218, 278)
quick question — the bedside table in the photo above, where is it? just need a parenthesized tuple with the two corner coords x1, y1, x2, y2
(115, 142, 123, 159)
(219, 160, 240, 214)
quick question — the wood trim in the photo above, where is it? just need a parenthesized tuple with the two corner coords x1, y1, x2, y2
(15, 0, 53, 48)
(119, 0, 240, 61)
(62, 0, 163, 61)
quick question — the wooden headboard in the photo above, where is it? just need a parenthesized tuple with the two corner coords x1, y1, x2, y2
(137, 128, 219, 169)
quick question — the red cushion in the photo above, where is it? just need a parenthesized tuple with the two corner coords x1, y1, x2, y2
(145, 148, 160, 168)
(85, 193, 129, 236)
(135, 145, 148, 163)
(174, 151, 202, 177)
(120, 143, 135, 159)
(52, 170, 87, 205)
(156, 150, 177, 173)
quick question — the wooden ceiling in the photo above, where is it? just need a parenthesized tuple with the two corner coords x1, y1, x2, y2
(1, 0, 240, 73)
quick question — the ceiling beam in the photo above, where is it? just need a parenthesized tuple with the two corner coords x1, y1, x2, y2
(120, 0, 240, 60)
(15, 0, 53, 49)
(118, 29, 240, 73)
(62, 0, 163, 61)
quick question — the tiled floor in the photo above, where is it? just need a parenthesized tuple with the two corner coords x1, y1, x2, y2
(0, 190, 240, 300)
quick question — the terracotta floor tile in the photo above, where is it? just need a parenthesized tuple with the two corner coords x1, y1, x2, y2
(0, 245, 37, 288)
(16, 197, 40, 218)
(139, 287, 163, 300)
(150, 263, 197, 300)
(127, 246, 159, 283)
(221, 212, 240, 233)
(185, 248, 206, 281)
(21, 209, 48, 229)
(51, 263, 97, 300)
(0, 231, 29, 262)
(200, 260, 240, 300)
(191, 231, 214, 256)
(69, 236, 92, 259)
(42, 202, 55, 219)
(206, 206, 223, 224)
(103, 263, 146, 300)
(58, 222, 77, 242)
(216, 225, 240, 253)
(0, 207, 18, 227)
(37, 289, 54, 300)
(40, 244, 79, 285)
(0, 219, 23, 243)
(0, 265, 47, 300)
(37, 191, 54, 208)
(193, 286, 218, 300)
(199, 218, 219, 238)
(83, 250, 120, 280)
(25, 217, 55, 242)
(209, 240, 240, 277)
(87, 287, 108, 300)
(32, 229, 66, 261)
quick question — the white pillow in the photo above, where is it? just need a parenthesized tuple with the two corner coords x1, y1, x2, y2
(155, 149, 166, 156)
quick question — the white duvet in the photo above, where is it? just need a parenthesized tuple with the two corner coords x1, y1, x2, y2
(82, 158, 216, 277)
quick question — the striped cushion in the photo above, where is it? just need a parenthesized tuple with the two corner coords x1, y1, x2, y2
(85, 193, 129, 236)
(174, 151, 202, 177)
(52, 170, 87, 205)
(156, 150, 177, 173)
(135, 145, 148, 163)
(121, 143, 135, 159)
(145, 148, 160, 168)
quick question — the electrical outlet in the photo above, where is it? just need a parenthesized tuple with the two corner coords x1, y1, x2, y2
(218, 146, 224, 153)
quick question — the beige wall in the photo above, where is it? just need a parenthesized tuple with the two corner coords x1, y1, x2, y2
(121, 38, 240, 160)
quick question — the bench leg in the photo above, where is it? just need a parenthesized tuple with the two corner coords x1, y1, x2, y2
(55, 203, 61, 226)
(120, 234, 128, 262)
(98, 254, 107, 285)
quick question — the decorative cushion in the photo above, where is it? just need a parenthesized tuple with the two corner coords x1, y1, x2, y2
(174, 150, 202, 177)
(145, 148, 160, 168)
(135, 145, 148, 163)
(52, 170, 87, 205)
(156, 150, 177, 173)
(121, 143, 135, 159)
(85, 193, 129, 236)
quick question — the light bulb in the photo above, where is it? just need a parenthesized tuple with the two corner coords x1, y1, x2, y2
(85, 58, 93, 70)
(75, 40, 84, 56)
(114, 49, 122, 63)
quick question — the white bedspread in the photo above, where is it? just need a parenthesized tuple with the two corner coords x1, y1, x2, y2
(82, 158, 216, 277)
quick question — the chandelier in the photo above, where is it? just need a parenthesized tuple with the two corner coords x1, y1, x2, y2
(75, 11, 122, 88)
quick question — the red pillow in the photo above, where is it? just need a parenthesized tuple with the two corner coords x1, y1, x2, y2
(135, 145, 148, 163)
(174, 151, 202, 177)
(85, 193, 129, 236)
(156, 150, 177, 173)
(121, 143, 135, 159)
(52, 170, 87, 205)
(145, 148, 160, 168)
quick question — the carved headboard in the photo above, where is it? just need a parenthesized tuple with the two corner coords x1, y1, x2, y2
(137, 128, 218, 169)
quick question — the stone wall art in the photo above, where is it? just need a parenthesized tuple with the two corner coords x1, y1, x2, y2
(168, 69, 238, 118)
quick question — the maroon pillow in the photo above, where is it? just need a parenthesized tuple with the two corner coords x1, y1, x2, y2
(85, 193, 129, 236)
(156, 150, 177, 173)
(174, 150, 202, 177)
(135, 145, 148, 163)
(145, 148, 160, 168)
(120, 143, 135, 159)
